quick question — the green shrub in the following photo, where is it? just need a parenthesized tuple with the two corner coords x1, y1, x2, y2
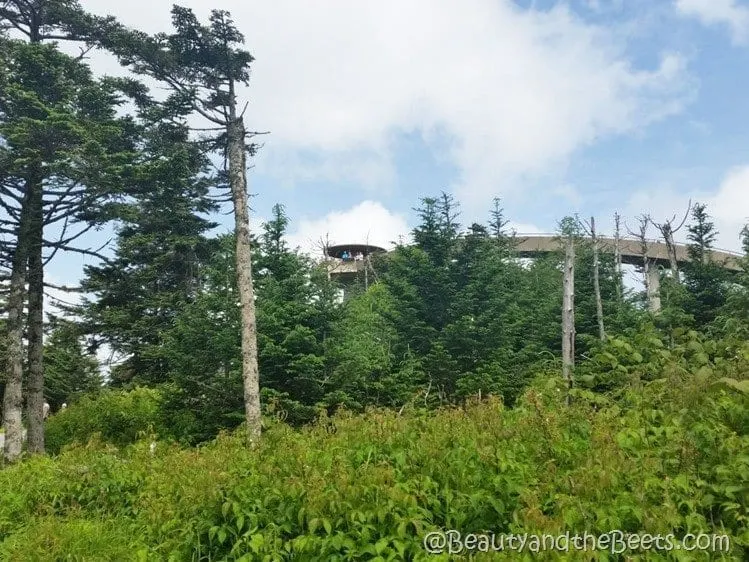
(0, 344, 746, 560)
(45, 386, 162, 454)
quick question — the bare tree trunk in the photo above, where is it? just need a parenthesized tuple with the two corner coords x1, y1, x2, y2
(26, 181, 45, 454)
(2, 186, 33, 463)
(591, 217, 605, 341)
(227, 109, 261, 443)
(647, 267, 661, 313)
(317, 233, 333, 281)
(3, 262, 27, 463)
(613, 212, 623, 301)
(651, 203, 690, 284)
(662, 224, 680, 283)
(562, 234, 575, 404)
(631, 216, 661, 313)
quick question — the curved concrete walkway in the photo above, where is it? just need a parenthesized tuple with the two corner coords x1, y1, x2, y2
(327, 234, 743, 281)
(512, 233, 742, 271)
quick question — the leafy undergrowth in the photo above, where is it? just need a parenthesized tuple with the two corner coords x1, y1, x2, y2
(44, 386, 163, 455)
(1, 352, 748, 561)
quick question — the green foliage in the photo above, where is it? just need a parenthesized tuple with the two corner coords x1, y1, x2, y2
(78, 100, 218, 387)
(44, 387, 162, 454)
(43, 320, 102, 410)
(254, 204, 338, 421)
(656, 275, 697, 334)
(682, 203, 730, 326)
(324, 284, 409, 409)
(456, 358, 529, 406)
(1, 5, 744, 558)
(714, 225, 749, 337)
(0, 517, 145, 561)
(0, 344, 747, 560)
(157, 208, 341, 441)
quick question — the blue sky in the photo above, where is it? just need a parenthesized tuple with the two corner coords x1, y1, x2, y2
(42, 0, 749, 290)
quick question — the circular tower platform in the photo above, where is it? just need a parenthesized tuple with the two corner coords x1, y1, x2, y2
(326, 243, 386, 260)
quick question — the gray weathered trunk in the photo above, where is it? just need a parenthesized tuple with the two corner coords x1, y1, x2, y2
(227, 110, 262, 443)
(2, 185, 33, 463)
(662, 225, 680, 283)
(647, 267, 662, 313)
(562, 235, 575, 403)
(26, 180, 45, 454)
(635, 217, 661, 313)
(613, 212, 623, 300)
(590, 217, 605, 341)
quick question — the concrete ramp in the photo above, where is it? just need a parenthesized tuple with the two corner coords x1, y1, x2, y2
(512, 234, 742, 271)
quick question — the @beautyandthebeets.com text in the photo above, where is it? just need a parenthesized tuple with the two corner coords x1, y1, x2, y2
(422, 529, 731, 556)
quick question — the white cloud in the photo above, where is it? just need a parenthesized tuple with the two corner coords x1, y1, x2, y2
(283, 202, 548, 258)
(550, 184, 583, 208)
(675, 0, 749, 45)
(626, 165, 749, 252)
(75, 0, 693, 206)
(286, 201, 411, 258)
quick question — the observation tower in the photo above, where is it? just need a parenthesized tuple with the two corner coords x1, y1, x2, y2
(325, 243, 386, 296)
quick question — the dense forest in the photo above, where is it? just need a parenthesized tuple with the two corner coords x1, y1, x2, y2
(0, 1, 747, 560)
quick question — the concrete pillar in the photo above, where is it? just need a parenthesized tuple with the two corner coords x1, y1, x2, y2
(647, 267, 661, 313)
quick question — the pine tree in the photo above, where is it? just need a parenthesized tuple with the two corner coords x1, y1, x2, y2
(683, 203, 728, 326)
(687, 203, 718, 265)
(79, 113, 218, 386)
(43, 320, 101, 410)
(715, 226, 749, 335)
(323, 284, 405, 410)
(159, 235, 244, 443)
(0, 34, 136, 459)
(254, 204, 331, 421)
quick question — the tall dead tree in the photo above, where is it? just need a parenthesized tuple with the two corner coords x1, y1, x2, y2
(650, 201, 691, 284)
(589, 217, 605, 341)
(227, 106, 262, 442)
(628, 216, 660, 313)
(562, 233, 575, 402)
(316, 233, 334, 281)
(613, 212, 623, 301)
(88, 7, 270, 441)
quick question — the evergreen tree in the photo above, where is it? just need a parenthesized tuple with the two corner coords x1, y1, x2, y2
(159, 208, 341, 441)
(323, 284, 409, 410)
(254, 204, 335, 422)
(79, 113, 218, 386)
(717, 225, 749, 336)
(687, 203, 718, 265)
(0, 34, 137, 459)
(159, 235, 244, 443)
(488, 197, 510, 240)
(683, 203, 728, 326)
(43, 320, 101, 410)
